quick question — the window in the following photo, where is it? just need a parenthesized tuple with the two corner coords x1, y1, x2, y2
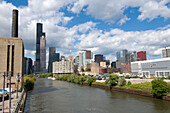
(11, 45, 14, 76)
(7, 45, 10, 72)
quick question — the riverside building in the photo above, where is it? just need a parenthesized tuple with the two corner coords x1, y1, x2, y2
(131, 57, 170, 78)
(53, 58, 74, 74)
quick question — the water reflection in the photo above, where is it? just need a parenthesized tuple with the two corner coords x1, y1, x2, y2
(24, 78, 170, 113)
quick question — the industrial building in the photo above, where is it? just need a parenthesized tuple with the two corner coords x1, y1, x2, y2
(131, 57, 170, 78)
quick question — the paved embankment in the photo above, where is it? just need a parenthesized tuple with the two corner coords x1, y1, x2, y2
(0, 92, 21, 112)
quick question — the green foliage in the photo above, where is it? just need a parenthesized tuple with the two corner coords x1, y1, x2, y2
(87, 68, 91, 72)
(168, 74, 170, 79)
(151, 78, 169, 97)
(81, 69, 84, 72)
(82, 73, 85, 76)
(24, 74, 36, 91)
(87, 77, 96, 86)
(106, 74, 119, 88)
(120, 72, 123, 74)
(129, 82, 152, 92)
(118, 77, 126, 86)
(39, 73, 52, 78)
(93, 82, 110, 86)
(127, 81, 132, 86)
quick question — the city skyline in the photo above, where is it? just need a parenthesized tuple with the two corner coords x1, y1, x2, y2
(0, 0, 170, 61)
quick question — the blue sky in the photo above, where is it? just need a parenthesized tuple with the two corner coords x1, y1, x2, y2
(1, 0, 170, 61)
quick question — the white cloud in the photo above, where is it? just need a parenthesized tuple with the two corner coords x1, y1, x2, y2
(75, 26, 170, 57)
(118, 15, 131, 25)
(0, 0, 170, 62)
(138, 0, 170, 21)
(69, 0, 170, 24)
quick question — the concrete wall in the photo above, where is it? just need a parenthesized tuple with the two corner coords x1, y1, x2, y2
(0, 37, 24, 89)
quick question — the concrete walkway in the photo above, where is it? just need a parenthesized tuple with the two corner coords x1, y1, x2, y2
(0, 92, 21, 113)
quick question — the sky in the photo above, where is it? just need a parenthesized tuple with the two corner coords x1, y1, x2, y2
(0, 0, 170, 62)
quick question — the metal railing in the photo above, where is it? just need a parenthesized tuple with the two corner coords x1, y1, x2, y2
(12, 88, 25, 113)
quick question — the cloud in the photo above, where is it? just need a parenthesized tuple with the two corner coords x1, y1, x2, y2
(0, 0, 170, 62)
(69, 0, 170, 24)
(138, 0, 170, 21)
(118, 15, 131, 25)
(75, 26, 170, 57)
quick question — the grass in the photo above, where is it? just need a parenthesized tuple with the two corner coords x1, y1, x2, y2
(92, 82, 110, 87)
(119, 82, 152, 92)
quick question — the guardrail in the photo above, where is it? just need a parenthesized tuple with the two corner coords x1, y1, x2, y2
(12, 88, 27, 113)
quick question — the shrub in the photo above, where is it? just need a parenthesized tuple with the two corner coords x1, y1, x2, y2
(151, 78, 169, 97)
(39, 73, 52, 78)
(63, 75, 68, 81)
(24, 75, 36, 91)
(79, 76, 86, 84)
(118, 77, 126, 86)
(87, 77, 96, 86)
(127, 81, 132, 86)
(106, 74, 119, 88)
(168, 74, 170, 79)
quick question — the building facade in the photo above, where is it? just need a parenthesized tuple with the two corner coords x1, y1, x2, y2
(48, 47, 60, 72)
(75, 50, 92, 69)
(53, 58, 74, 74)
(0, 37, 24, 89)
(95, 54, 103, 65)
(131, 58, 170, 78)
(40, 35, 46, 73)
(24, 57, 33, 75)
(162, 47, 170, 58)
(116, 49, 128, 63)
(91, 62, 99, 75)
(137, 51, 146, 61)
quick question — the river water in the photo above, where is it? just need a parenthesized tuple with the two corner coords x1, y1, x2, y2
(24, 78, 170, 113)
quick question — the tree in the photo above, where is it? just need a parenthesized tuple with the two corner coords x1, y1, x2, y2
(118, 77, 126, 86)
(106, 74, 119, 88)
(151, 78, 169, 98)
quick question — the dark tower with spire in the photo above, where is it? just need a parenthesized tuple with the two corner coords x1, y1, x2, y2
(35, 23, 43, 72)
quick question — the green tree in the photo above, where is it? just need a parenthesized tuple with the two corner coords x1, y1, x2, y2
(87, 77, 96, 86)
(151, 78, 169, 98)
(106, 74, 119, 88)
(118, 77, 126, 86)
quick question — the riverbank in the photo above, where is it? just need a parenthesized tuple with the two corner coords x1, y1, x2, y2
(83, 82, 170, 101)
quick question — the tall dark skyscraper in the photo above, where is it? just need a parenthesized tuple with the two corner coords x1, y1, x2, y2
(48, 47, 60, 72)
(12, 9, 18, 37)
(95, 54, 103, 65)
(35, 23, 46, 73)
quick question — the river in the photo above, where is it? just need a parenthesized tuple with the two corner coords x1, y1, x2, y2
(24, 78, 170, 113)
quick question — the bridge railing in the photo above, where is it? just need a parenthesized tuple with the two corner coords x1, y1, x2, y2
(12, 88, 27, 113)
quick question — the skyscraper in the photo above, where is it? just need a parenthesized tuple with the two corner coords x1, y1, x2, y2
(48, 47, 60, 72)
(137, 51, 146, 61)
(35, 23, 46, 73)
(95, 54, 103, 65)
(40, 34, 46, 73)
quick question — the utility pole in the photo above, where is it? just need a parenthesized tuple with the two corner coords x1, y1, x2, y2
(2, 72, 6, 113)
(16, 73, 19, 98)
(7, 72, 11, 113)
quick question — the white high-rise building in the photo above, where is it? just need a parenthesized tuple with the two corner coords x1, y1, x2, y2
(75, 50, 92, 69)
(53, 58, 74, 74)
